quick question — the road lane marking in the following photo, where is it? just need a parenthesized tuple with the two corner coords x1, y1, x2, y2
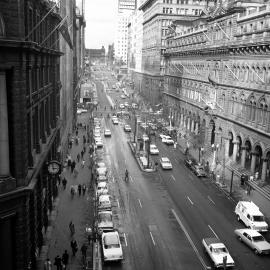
(123, 233, 128, 246)
(208, 225, 219, 239)
(207, 196, 215, 205)
(130, 175, 134, 182)
(171, 209, 209, 270)
(138, 199, 142, 208)
(187, 196, 194, 205)
(149, 231, 156, 246)
(170, 175, 176, 181)
(117, 199, 120, 208)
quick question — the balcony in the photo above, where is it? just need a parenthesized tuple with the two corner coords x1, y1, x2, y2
(238, 5, 270, 22)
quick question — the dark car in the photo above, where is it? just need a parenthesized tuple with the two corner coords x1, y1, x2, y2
(184, 158, 196, 169)
(191, 164, 207, 177)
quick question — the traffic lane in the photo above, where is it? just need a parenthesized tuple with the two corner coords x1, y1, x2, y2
(153, 140, 270, 269)
(103, 121, 203, 270)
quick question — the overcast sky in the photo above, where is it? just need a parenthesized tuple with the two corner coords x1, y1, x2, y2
(84, 0, 118, 50)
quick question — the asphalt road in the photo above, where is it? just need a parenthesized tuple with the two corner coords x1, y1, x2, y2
(91, 70, 270, 270)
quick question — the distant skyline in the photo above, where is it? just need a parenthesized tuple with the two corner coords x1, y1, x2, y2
(84, 0, 118, 50)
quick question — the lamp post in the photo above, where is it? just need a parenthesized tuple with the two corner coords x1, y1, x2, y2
(199, 147, 204, 163)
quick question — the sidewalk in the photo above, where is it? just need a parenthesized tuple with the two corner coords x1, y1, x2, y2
(41, 115, 95, 269)
(176, 136, 270, 223)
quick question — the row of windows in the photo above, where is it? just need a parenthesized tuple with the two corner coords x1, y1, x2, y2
(26, 5, 59, 49)
(163, 0, 204, 4)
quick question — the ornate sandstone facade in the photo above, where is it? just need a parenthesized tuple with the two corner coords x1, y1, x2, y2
(164, 0, 270, 182)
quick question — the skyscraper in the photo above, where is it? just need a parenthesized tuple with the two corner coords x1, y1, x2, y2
(115, 0, 136, 64)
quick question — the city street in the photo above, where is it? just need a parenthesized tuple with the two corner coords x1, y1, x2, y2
(89, 70, 270, 270)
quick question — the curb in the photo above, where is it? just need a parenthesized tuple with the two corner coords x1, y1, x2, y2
(127, 141, 156, 173)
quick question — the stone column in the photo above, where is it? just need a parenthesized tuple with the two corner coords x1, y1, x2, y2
(250, 152, 257, 174)
(180, 114, 183, 126)
(224, 138, 230, 159)
(241, 147, 247, 167)
(191, 120, 195, 133)
(195, 122, 199, 135)
(187, 117, 190, 130)
(232, 141, 239, 162)
(261, 158, 268, 182)
(0, 72, 10, 176)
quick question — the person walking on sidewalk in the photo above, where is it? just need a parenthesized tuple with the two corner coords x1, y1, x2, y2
(81, 150, 84, 159)
(81, 159, 85, 168)
(81, 243, 88, 263)
(70, 240, 78, 256)
(71, 161, 76, 173)
(61, 250, 69, 268)
(78, 184, 82, 196)
(44, 258, 52, 270)
(54, 255, 62, 270)
(62, 177, 67, 189)
(77, 153, 80, 162)
(82, 184, 87, 195)
(69, 221, 75, 236)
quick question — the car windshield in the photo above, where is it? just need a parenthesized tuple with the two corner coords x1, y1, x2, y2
(104, 235, 120, 249)
(99, 213, 112, 222)
(214, 247, 227, 253)
(252, 235, 264, 242)
(253, 215, 265, 222)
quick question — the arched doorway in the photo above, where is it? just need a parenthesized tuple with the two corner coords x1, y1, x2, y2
(266, 151, 270, 183)
(254, 145, 263, 177)
(228, 132, 234, 157)
(236, 136, 242, 164)
(209, 119, 215, 145)
(244, 140, 252, 170)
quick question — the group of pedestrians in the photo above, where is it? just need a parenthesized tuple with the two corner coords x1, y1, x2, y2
(70, 183, 87, 197)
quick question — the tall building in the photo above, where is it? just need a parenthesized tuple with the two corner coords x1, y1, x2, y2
(118, 0, 137, 12)
(115, 0, 136, 64)
(138, 0, 214, 106)
(86, 46, 106, 64)
(0, 0, 85, 269)
(164, 0, 270, 182)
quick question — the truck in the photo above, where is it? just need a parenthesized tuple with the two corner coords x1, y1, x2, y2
(202, 238, 235, 268)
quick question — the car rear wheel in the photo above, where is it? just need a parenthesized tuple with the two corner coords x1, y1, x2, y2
(254, 249, 259, 255)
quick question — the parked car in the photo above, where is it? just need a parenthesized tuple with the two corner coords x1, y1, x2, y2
(119, 104, 125, 109)
(160, 157, 172, 170)
(234, 229, 270, 255)
(97, 211, 114, 234)
(96, 182, 109, 196)
(95, 138, 103, 148)
(184, 158, 196, 169)
(191, 164, 207, 177)
(142, 134, 149, 141)
(124, 124, 131, 132)
(112, 117, 119, 125)
(101, 231, 123, 262)
(98, 195, 111, 211)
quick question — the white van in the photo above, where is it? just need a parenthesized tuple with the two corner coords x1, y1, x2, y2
(235, 201, 268, 232)
(98, 195, 111, 211)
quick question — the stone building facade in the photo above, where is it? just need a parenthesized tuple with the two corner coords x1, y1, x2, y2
(136, 0, 213, 106)
(164, 0, 270, 182)
(0, 0, 83, 269)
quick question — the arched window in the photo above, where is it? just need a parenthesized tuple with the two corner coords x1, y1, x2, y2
(231, 92, 237, 114)
(248, 96, 256, 121)
(221, 93, 225, 110)
(240, 94, 246, 119)
(259, 99, 269, 126)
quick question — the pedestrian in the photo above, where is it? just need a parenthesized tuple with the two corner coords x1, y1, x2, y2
(81, 159, 85, 168)
(71, 161, 76, 173)
(83, 145, 86, 154)
(70, 185, 75, 197)
(62, 250, 69, 268)
(67, 155, 72, 168)
(81, 243, 88, 259)
(77, 153, 80, 162)
(70, 240, 78, 256)
(54, 255, 62, 270)
(82, 184, 87, 195)
(83, 135, 86, 144)
(174, 142, 177, 149)
(81, 150, 84, 159)
(76, 129, 78, 136)
(44, 258, 52, 270)
(62, 177, 67, 189)
(69, 221, 75, 235)
(57, 175, 61, 186)
(78, 184, 82, 196)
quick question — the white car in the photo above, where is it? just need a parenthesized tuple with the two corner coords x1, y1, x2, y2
(104, 129, 112, 137)
(96, 182, 109, 196)
(160, 157, 172, 169)
(101, 231, 123, 262)
(119, 104, 125, 109)
(142, 134, 149, 141)
(112, 117, 119, 125)
(162, 135, 174, 145)
(120, 94, 126, 99)
(95, 138, 103, 148)
(98, 195, 111, 211)
(150, 144, 159, 155)
(124, 125, 131, 132)
(96, 166, 108, 176)
(97, 211, 114, 233)
(235, 229, 270, 255)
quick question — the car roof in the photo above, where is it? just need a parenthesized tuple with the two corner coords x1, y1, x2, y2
(103, 232, 119, 245)
(237, 201, 263, 215)
(161, 157, 169, 161)
(235, 229, 262, 237)
(99, 194, 110, 200)
(97, 182, 107, 187)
